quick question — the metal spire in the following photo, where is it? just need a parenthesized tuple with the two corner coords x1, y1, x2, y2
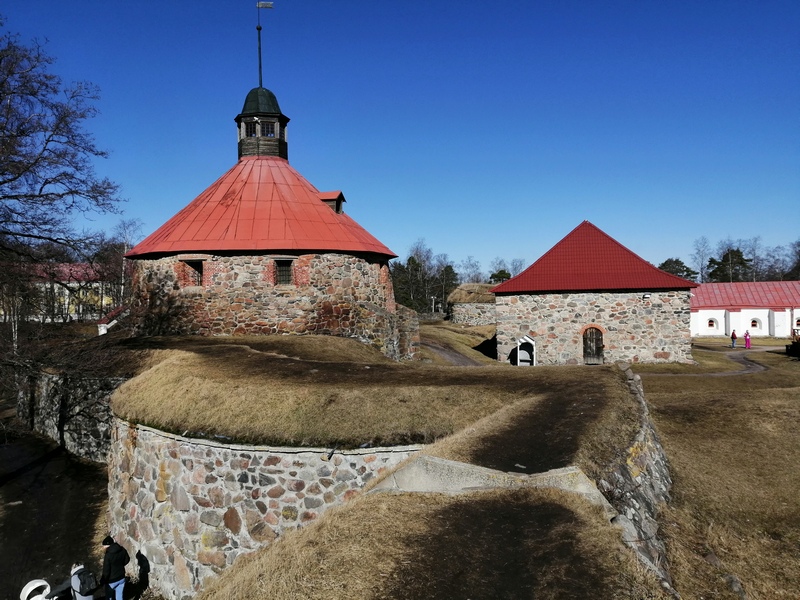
(256, 2, 273, 88)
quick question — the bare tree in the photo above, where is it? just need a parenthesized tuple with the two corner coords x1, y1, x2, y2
(433, 253, 458, 311)
(691, 236, 712, 283)
(458, 256, 484, 284)
(390, 240, 459, 313)
(760, 245, 790, 281)
(0, 18, 122, 383)
(740, 236, 764, 281)
(509, 258, 526, 276)
(0, 20, 122, 258)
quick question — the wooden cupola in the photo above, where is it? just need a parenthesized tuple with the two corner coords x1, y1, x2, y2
(235, 87, 290, 159)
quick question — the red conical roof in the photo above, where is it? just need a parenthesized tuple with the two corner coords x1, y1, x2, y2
(127, 156, 395, 259)
(491, 221, 697, 294)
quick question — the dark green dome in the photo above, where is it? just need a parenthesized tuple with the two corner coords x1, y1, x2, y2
(240, 87, 281, 115)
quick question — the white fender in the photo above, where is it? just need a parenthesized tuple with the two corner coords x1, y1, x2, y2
(20, 579, 50, 600)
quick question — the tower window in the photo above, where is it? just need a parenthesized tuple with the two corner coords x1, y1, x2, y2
(261, 122, 275, 137)
(275, 260, 293, 285)
(245, 122, 257, 137)
(183, 261, 203, 286)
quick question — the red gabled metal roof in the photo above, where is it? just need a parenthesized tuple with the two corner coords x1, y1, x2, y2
(691, 281, 800, 310)
(491, 221, 698, 294)
(126, 156, 395, 259)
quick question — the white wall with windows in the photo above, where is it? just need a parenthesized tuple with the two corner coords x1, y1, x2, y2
(691, 307, 799, 337)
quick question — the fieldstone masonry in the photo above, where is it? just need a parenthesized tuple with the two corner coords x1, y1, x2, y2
(600, 367, 676, 594)
(130, 252, 418, 361)
(19, 367, 678, 596)
(106, 421, 421, 599)
(16, 373, 121, 463)
(449, 302, 495, 326)
(496, 291, 694, 364)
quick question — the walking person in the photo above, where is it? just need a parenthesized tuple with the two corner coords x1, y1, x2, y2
(100, 536, 130, 600)
(731, 330, 737, 348)
(744, 330, 751, 349)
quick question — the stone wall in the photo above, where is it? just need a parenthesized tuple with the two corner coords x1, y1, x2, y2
(130, 252, 417, 360)
(106, 421, 421, 600)
(496, 290, 694, 365)
(600, 367, 675, 593)
(16, 373, 122, 463)
(449, 302, 495, 326)
(21, 365, 678, 596)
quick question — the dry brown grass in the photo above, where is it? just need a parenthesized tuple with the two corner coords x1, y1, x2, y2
(419, 321, 498, 364)
(103, 328, 800, 598)
(446, 283, 495, 304)
(635, 348, 800, 598)
(112, 336, 632, 450)
(197, 488, 668, 600)
(107, 330, 661, 599)
(423, 365, 639, 482)
(633, 347, 745, 375)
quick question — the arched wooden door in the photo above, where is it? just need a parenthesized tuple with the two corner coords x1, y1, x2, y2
(583, 327, 604, 365)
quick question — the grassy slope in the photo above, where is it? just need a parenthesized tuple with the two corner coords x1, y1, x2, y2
(110, 329, 634, 460)
(102, 327, 800, 599)
(636, 349, 800, 598)
(105, 325, 665, 599)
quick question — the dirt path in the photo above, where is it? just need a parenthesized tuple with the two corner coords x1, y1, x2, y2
(642, 346, 771, 377)
(420, 341, 483, 366)
(720, 348, 770, 375)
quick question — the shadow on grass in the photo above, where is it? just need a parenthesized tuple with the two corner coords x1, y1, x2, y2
(376, 493, 612, 600)
(464, 384, 609, 473)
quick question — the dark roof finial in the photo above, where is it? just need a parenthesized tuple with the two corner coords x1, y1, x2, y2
(256, 2, 273, 89)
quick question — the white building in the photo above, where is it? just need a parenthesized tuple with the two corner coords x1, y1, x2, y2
(690, 281, 800, 338)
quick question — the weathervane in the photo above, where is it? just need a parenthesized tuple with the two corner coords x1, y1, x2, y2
(256, 2, 273, 88)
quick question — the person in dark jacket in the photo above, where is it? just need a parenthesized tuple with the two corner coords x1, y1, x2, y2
(100, 535, 129, 600)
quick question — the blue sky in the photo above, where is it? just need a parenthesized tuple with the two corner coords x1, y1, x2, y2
(4, 1, 799, 275)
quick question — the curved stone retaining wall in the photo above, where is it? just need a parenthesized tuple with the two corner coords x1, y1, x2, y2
(16, 373, 122, 463)
(106, 420, 421, 599)
(21, 367, 676, 597)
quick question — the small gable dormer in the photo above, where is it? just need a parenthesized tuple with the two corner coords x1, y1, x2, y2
(319, 191, 345, 214)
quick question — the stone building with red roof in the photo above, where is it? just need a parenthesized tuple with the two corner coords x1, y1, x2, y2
(126, 85, 418, 359)
(491, 221, 698, 365)
(690, 281, 800, 339)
